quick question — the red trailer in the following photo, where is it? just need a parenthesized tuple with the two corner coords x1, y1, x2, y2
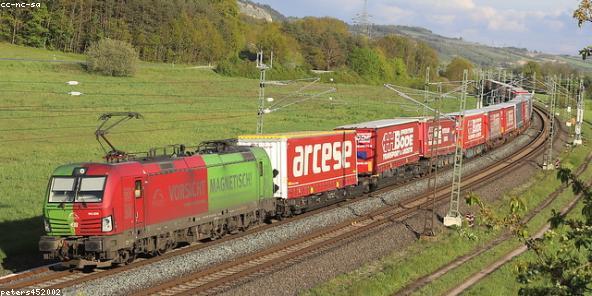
(446, 110, 487, 150)
(238, 131, 358, 199)
(335, 119, 420, 176)
(417, 117, 456, 158)
(499, 103, 516, 135)
(483, 105, 503, 141)
(520, 99, 530, 126)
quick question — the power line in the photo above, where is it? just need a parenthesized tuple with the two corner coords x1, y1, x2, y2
(0, 89, 257, 99)
(0, 114, 254, 143)
(0, 79, 243, 85)
(0, 112, 253, 133)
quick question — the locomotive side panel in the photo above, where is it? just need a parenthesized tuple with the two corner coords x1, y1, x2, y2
(203, 152, 262, 211)
(143, 163, 209, 227)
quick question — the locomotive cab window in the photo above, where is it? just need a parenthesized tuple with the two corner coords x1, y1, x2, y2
(48, 177, 76, 203)
(48, 176, 106, 203)
(134, 180, 143, 198)
(77, 177, 106, 202)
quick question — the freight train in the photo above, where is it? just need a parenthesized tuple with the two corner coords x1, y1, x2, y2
(39, 84, 533, 268)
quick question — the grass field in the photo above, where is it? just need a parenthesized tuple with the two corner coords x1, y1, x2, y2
(0, 42, 476, 274)
(304, 102, 592, 295)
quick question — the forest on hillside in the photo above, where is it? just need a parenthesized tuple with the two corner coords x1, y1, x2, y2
(0, 0, 582, 84)
(0, 0, 439, 83)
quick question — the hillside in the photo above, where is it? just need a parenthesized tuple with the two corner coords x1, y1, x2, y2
(373, 25, 592, 72)
(243, 1, 592, 72)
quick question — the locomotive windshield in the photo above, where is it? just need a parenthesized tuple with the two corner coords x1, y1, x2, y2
(48, 176, 106, 203)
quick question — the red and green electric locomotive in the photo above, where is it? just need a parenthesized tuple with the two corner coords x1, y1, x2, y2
(39, 142, 276, 268)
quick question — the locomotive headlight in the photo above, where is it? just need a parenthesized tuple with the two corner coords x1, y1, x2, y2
(102, 216, 113, 232)
(43, 218, 51, 232)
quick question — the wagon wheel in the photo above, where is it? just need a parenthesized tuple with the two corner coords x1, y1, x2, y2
(125, 251, 136, 265)
(210, 225, 226, 241)
(118, 250, 135, 265)
(155, 237, 172, 255)
(156, 245, 168, 255)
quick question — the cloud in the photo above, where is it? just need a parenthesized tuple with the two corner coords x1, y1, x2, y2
(372, 4, 414, 24)
(430, 14, 456, 25)
(254, 0, 592, 54)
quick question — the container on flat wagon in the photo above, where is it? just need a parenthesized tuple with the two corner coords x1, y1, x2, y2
(482, 105, 503, 140)
(521, 95, 532, 125)
(511, 98, 526, 128)
(515, 91, 533, 120)
(237, 131, 358, 199)
(498, 102, 516, 134)
(446, 109, 487, 149)
(335, 119, 420, 175)
(417, 117, 456, 158)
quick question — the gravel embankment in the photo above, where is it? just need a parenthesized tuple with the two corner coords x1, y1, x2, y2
(220, 114, 574, 296)
(65, 116, 546, 296)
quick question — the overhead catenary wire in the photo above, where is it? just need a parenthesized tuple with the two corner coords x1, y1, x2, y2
(0, 114, 255, 143)
(0, 112, 254, 133)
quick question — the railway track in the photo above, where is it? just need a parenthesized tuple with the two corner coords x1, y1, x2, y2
(132, 106, 551, 296)
(0, 106, 550, 293)
(443, 155, 592, 296)
(395, 151, 592, 296)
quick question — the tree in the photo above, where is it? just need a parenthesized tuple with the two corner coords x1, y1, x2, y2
(372, 35, 439, 79)
(522, 61, 542, 77)
(574, 0, 592, 59)
(283, 17, 352, 70)
(86, 38, 138, 77)
(348, 47, 391, 82)
(444, 57, 473, 81)
(515, 168, 592, 295)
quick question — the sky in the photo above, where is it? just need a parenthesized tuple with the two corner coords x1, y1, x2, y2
(254, 0, 592, 55)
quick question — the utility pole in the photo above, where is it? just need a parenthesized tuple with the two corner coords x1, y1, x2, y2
(444, 69, 469, 227)
(477, 70, 485, 108)
(566, 75, 573, 127)
(353, 0, 372, 38)
(423, 82, 443, 237)
(574, 79, 585, 145)
(256, 51, 272, 134)
(423, 67, 430, 116)
(542, 77, 557, 170)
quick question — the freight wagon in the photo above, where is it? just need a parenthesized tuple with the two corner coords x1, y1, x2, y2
(499, 103, 517, 135)
(238, 131, 359, 215)
(39, 144, 276, 267)
(335, 119, 420, 190)
(445, 109, 488, 158)
(417, 117, 456, 159)
(483, 105, 504, 147)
